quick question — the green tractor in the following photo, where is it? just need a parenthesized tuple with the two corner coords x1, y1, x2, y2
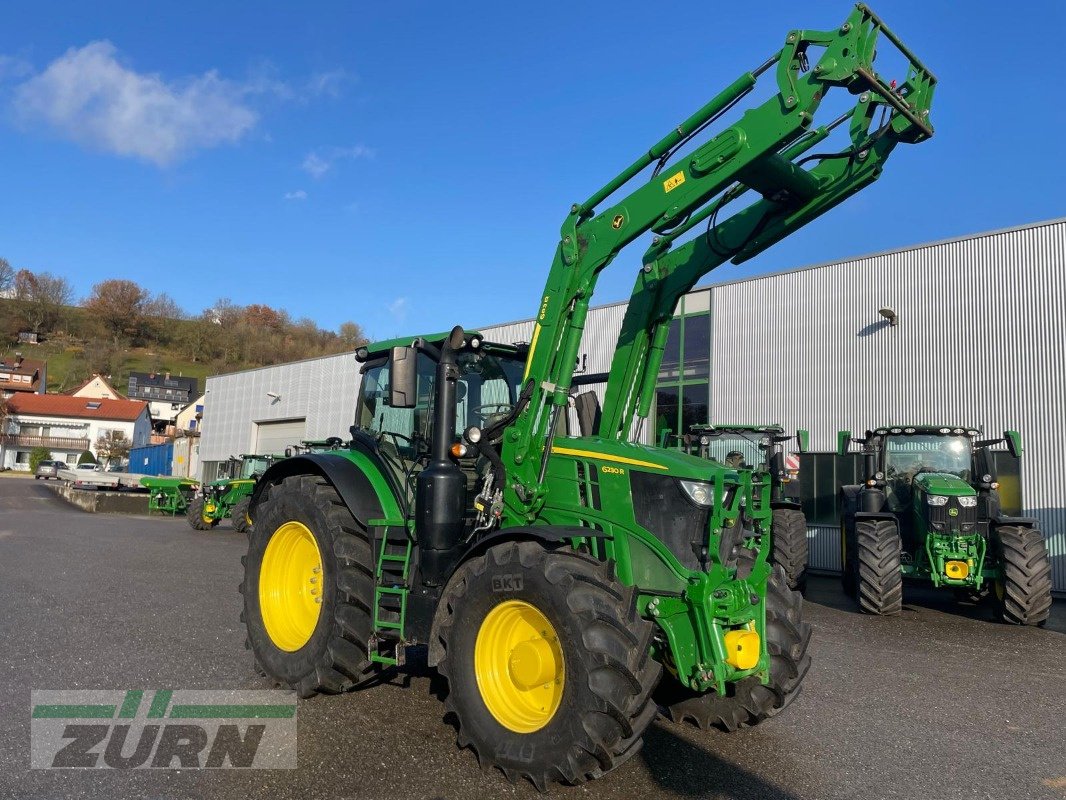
(686, 425, 810, 590)
(238, 6, 935, 788)
(188, 454, 281, 533)
(838, 426, 1052, 625)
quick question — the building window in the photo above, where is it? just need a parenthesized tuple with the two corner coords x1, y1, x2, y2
(15, 451, 29, 463)
(654, 294, 710, 446)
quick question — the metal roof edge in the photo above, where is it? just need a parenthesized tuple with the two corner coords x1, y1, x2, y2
(204, 350, 359, 383)
(478, 215, 1066, 330)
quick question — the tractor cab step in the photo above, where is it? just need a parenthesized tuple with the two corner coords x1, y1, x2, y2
(369, 522, 413, 667)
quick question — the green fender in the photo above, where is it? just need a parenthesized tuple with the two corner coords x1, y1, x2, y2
(249, 452, 404, 530)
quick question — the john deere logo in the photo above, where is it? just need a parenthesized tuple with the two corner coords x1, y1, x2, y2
(948, 507, 959, 517)
(30, 689, 296, 769)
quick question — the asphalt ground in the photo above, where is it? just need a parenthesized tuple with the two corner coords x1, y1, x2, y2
(0, 478, 1063, 800)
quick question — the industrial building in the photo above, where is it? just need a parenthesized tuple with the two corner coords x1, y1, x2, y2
(198, 217, 1066, 592)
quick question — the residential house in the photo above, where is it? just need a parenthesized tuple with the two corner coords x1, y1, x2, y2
(174, 392, 205, 435)
(127, 372, 198, 430)
(67, 374, 124, 400)
(0, 354, 46, 397)
(2, 394, 151, 470)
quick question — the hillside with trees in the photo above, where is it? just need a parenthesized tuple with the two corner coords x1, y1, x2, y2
(0, 260, 368, 393)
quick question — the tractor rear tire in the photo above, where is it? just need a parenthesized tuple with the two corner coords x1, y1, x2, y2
(658, 564, 811, 731)
(856, 519, 903, 615)
(232, 497, 252, 534)
(992, 525, 1052, 626)
(187, 496, 218, 530)
(771, 508, 808, 592)
(435, 541, 661, 790)
(240, 475, 376, 697)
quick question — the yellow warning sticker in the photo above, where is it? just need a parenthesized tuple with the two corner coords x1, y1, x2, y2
(663, 171, 686, 193)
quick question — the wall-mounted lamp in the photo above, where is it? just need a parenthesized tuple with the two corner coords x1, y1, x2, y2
(878, 307, 898, 327)
(266, 391, 281, 402)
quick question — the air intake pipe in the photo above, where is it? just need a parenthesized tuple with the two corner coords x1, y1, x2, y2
(416, 326, 467, 586)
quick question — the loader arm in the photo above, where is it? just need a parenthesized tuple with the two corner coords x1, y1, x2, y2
(501, 3, 936, 516)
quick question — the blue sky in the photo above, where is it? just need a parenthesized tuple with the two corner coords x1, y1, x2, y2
(0, 1, 1062, 340)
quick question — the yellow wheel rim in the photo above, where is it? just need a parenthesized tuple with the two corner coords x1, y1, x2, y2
(474, 600, 564, 734)
(259, 521, 323, 651)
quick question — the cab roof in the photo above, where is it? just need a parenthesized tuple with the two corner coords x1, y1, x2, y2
(690, 423, 784, 434)
(357, 330, 526, 361)
(867, 425, 981, 437)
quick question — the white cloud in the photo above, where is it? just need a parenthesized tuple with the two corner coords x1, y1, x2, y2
(284, 189, 307, 201)
(12, 41, 258, 166)
(0, 54, 33, 81)
(301, 144, 374, 178)
(387, 297, 409, 323)
(306, 69, 351, 98)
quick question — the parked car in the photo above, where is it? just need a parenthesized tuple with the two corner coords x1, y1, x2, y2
(34, 460, 64, 480)
(76, 463, 101, 472)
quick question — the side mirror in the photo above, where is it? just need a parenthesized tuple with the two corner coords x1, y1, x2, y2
(837, 430, 851, 457)
(284, 447, 292, 458)
(797, 429, 810, 453)
(1004, 430, 1023, 459)
(389, 346, 418, 409)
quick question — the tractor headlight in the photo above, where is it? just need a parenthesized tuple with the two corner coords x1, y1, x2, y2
(926, 495, 949, 506)
(958, 496, 977, 507)
(679, 479, 714, 507)
(981, 474, 992, 483)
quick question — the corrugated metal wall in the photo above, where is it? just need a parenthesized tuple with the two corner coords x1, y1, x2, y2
(199, 352, 361, 469)
(708, 219, 1066, 591)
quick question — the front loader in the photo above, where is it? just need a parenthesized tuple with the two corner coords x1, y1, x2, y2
(838, 426, 1052, 625)
(686, 425, 811, 590)
(239, 5, 937, 788)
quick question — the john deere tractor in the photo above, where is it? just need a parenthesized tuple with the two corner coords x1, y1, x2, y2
(838, 426, 1052, 625)
(687, 425, 810, 590)
(239, 6, 936, 788)
(189, 454, 280, 533)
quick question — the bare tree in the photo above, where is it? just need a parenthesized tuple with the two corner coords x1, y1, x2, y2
(145, 292, 187, 320)
(94, 429, 132, 468)
(338, 321, 367, 348)
(14, 270, 72, 334)
(0, 258, 15, 295)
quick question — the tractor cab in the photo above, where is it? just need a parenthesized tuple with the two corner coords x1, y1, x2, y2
(352, 332, 528, 535)
(685, 424, 808, 504)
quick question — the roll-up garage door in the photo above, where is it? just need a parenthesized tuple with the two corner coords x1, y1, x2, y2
(253, 418, 307, 455)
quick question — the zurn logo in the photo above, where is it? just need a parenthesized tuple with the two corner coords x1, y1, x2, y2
(30, 689, 296, 769)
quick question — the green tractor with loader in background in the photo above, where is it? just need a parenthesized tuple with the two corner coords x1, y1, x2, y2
(838, 425, 1052, 625)
(188, 454, 282, 533)
(239, 5, 937, 788)
(685, 425, 810, 591)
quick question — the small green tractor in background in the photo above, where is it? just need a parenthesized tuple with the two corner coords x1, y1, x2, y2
(838, 425, 1052, 625)
(188, 454, 281, 533)
(686, 425, 810, 590)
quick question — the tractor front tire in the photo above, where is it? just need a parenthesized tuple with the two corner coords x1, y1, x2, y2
(856, 519, 903, 615)
(659, 564, 811, 731)
(232, 497, 252, 534)
(240, 475, 376, 697)
(435, 541, 661, 790)
(771, 508, 808, 592)
(992, 525, 1052, 626)
(187, 496, 218, 531)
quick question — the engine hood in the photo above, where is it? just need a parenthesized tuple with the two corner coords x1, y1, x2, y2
(913, 473, 975, 497)
(549, 437, 739, 483)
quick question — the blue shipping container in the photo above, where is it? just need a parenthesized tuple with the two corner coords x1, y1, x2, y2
(129, 442, 173, 476)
